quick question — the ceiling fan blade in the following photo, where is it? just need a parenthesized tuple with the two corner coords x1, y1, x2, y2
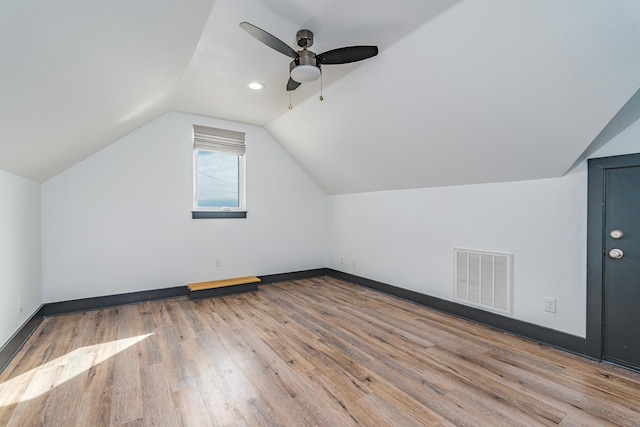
(240, 22, 297, 59)
(287, 77, 301, 91)
(317, 46, 378, 65)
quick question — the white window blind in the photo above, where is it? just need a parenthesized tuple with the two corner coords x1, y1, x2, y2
(193, 125, 246, 155)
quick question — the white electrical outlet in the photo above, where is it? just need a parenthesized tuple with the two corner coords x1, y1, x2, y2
(215, 258, 222, 268)
(340, 257, 344, 265)
(352, 259, 357, 268)
(544, 297, 556, 313)
(19, 297, 22, 312)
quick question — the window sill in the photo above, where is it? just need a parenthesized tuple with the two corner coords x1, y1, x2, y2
(192, 211, 247, 219)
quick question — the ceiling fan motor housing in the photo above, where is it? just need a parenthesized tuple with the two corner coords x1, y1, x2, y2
(296, 29, 314, 48)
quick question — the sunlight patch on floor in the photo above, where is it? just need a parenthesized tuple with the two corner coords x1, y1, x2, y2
(0, 333, 153, 407)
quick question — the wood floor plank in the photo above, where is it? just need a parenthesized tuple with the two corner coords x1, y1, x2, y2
(358, 392, 434, 427)
(423, 346, 566, 426)
(179, 336, 245, 425)
(477, 346, 640, 424)
(40, 352, 92, 426)
(2, 276, 640, 426)
(196, 325, 284, 425)
(171, 388, 214, 427)
(6, 364, 59, 426)
(140, 363, 181, 426)
(110, 308, 144, 426)
(154, 324, 197, 393)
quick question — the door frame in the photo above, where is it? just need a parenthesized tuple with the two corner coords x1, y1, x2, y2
(587, 152, 640, 360)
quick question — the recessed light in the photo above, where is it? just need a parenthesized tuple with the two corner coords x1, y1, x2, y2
(247, 82, 264, 90)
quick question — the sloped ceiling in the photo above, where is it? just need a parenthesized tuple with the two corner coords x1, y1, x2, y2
(0, 0, 213, 181)
(1, 1, 640, 194)
(267, 2, 640, 193)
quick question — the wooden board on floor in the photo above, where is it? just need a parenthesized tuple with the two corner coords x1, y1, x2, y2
(187, 276, 261, 300)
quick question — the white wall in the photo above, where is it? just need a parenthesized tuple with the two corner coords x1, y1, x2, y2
(327, 118, 640, 338)
(328, 168, 588, 336)
(42, 112, 327, 302)
(0, 169, 41, 348)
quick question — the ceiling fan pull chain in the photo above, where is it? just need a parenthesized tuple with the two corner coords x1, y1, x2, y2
(319, 72, 324, 101)
(289, 91, 293, 110)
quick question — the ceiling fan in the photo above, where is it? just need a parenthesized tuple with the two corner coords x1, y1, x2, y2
(240, 22, 378, 92)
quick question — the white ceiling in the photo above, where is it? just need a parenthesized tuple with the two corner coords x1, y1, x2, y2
(1, 0, 640, 194)
(172, 0, 457, 125)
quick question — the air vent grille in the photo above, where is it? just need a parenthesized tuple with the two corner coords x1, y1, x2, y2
(454, 249, 512, 315)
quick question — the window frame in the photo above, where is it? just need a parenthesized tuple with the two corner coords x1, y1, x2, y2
(191, 125, 247, 219)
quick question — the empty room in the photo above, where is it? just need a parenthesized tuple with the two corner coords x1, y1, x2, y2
(2, 0, 640, 425)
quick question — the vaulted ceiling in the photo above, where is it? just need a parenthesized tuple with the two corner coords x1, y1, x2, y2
(2, 0, 639, 194)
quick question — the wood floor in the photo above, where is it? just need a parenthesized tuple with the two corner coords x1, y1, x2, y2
(1, 277, 640, 426)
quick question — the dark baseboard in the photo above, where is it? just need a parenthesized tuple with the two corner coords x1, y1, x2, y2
(327, 269, 586, 356)
(259, 268, 329, 284)
(0, 309, 44, 373)
(37, 286, 187, 317)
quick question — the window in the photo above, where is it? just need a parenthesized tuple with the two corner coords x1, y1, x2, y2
(192, 125, 246, 219)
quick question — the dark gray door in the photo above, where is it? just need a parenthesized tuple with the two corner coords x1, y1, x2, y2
(603, 165, 640, 368)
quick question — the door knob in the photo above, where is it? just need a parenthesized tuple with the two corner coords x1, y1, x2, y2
(609, 248, 624, 259)
(610, 229, 624, 239)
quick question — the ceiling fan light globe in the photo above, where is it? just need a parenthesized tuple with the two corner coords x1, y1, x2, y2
(291, 65, 321, 83)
